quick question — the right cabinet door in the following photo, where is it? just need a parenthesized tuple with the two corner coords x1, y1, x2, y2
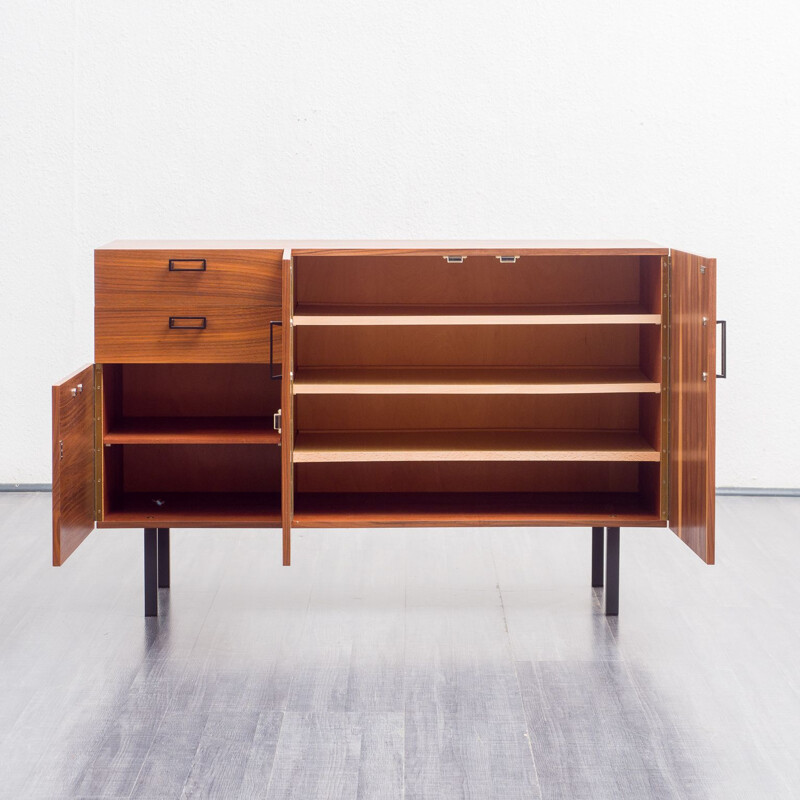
(669, 250, 716, 563)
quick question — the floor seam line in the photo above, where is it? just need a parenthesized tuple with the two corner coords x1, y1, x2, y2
(489, 529, 544, 800)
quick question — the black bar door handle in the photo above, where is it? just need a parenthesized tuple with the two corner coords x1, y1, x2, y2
(716, 320, 726, 378)
(169, 316, 207, 329)
(168, 259, 206, 271)
(270, 321, 282, 380)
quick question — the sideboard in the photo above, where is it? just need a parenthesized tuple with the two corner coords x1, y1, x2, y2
(52, 240, 721, 616)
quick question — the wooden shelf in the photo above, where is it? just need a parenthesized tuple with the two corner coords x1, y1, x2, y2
(100, 492, 281, 527)
(293, 492, 665, 527)
(293, 303, 660, 326)
(104, 417, 279, 445)
(293, 367, 661, 395)
(293, 430, 659, 463)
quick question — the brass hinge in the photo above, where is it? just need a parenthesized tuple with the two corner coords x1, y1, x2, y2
(273, 409, 282, 433)
(700, 264, 706, 274)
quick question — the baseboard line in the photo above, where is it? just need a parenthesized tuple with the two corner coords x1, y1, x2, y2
(715, 487, 800, 497)
(1, 484, 799, 497)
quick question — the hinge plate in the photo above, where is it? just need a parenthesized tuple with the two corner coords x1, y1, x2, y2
(273, 409, 282, 433)
(59, 440, 64, 461)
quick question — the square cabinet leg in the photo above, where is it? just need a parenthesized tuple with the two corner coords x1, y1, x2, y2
(605, 527, 620, 616)
(591, 526, 604, 587)
(144, 528, 158, 617)
(157, 528, 170, 589)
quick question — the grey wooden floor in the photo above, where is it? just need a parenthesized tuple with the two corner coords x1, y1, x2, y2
(0, 494, 799, 799)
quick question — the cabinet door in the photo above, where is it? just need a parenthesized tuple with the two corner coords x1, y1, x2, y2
(669, 250, 716, 563)
(53, 365, 96, 565)
(281, 249, 294, 565)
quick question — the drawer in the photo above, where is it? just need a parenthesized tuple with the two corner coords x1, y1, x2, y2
(95, 249, 282, 308)
(95, 307, 283, 364)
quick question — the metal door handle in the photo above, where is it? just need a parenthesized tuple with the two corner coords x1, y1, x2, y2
(717, 320, 726, 378)
(168, 316, 207, 329)
(270, 321, 282, 380)
(168, 259, 206, 271)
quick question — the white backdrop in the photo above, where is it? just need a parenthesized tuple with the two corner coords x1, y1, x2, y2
(2, 0, 799, 488)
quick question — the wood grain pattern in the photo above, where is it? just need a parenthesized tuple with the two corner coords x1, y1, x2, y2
(95, 249, 282, 308)
(98, 492, 281, 527)
(669, 250, 716, 563)
(114, 364, 280, 417)
(293, 430, 660, 463)
(120, 444, 281, 493)
(103, 417, 279, 444)
(98, 239, 669, 255)
(281, 249, 294, 565)
(52, 365, 95, 565)
(297, 325, 640, 368)
(73, 240, 710, 535)
(293, 366, 660, 395)
(95, 306, 280, 363)
(296, 461, 640, 494)
(9, 492, 800, 797)
(295, 254, 646, 308)
(296, 394, 641, 433)
(292, 492, 665, 527)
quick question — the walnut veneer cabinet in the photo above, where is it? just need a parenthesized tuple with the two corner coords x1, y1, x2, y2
(52, 240, 723, 616)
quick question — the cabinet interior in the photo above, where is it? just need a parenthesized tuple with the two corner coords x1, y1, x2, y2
(100, 364, 281, 525)
(291, 253, 665, 526)
(295, 253, 662, 313)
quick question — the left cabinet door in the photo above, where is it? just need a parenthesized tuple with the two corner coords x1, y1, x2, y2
(52, 365, 96, 565)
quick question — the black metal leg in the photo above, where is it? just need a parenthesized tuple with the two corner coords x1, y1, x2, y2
(157, 528, 170, 588)
(144, 528, 158, 617)
(605, 527, 620, 616)
(591, 526, 604, 587)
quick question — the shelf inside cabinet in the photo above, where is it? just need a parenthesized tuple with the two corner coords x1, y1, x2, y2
(293, 303, 660, 326)
(293, 430, 660, 463)
(101, 491, 281, 527)
(292, 492, 664, 527)
(293, 367, 661, 395)
(103, 416, 279, 445)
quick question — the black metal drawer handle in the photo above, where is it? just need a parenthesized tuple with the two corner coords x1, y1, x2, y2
(168, 258, 206, 271)
(717, 320, 726, 379)
(270, 321, 282, 380)
(169, 316, 207, 329)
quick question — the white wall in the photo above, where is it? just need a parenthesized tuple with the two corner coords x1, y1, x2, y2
(2, 0, 799, 488)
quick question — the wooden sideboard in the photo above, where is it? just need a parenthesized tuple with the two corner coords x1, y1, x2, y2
(52, 240, 721, 616)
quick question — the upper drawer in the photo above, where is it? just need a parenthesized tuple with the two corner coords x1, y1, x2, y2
(95, 249, 282, 308)
(95, 306, 282, 363)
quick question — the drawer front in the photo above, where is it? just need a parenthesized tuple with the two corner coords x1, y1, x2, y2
(96, 307, 282, 363)
(96, 250, 282, 308)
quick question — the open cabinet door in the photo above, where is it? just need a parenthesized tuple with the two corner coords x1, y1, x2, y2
(53, 365, 96, 565)
(281, 249, 294, 565)
(669, 250, 716, 563)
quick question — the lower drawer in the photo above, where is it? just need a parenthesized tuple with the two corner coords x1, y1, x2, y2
(95, 306, 282, 363)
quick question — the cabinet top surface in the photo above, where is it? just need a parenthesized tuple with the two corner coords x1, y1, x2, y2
(97, 239, 669, 255)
